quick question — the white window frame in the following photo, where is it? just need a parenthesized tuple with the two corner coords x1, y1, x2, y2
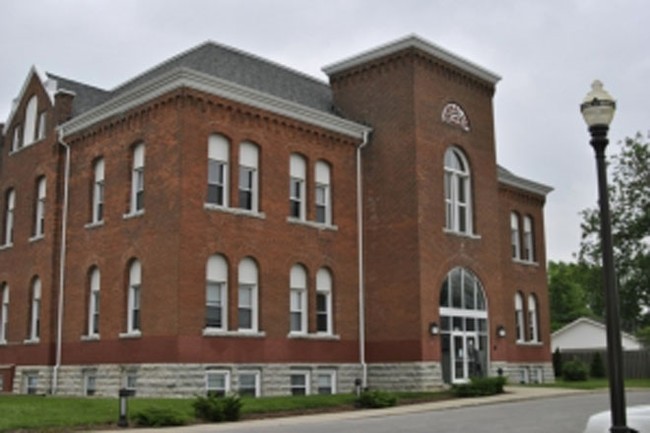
(289, 154, 306, 220)
(130, 143, 145, 214)
(23, 96, 38, 146)
(515, 292, 525, 343)
(315, 268, 333, 335)
(315, 161, 331, 225)
(237, 370, 261, 397)
(34, 177, 46, 237)
(238, 258, 259, 332)
(316, 370, 336, 395)
(124, 370, 138, 392)
(523, 216, 534, 262)
(37, 111, 47, 141)
(289, 265, 307, 334)
(92, 159, 105, 223)
(205, 255, 228, 331)
(206, 370, 230, 397)
(4, 189, 15, 246)
(12, 125, 23, 152)
(444, 147, 472, 234)
(238, 142, 259, 212)
(0, 283, 8, 344)
(511, 212, 521, 260)
(24, 373, 39, 394)
(127, 261, 142, 334)
(290, 371, 310, 396)
(29, 278, 41, 342)
(88, 268, 100, 337)
(207, 135, 229, 207)
(528, 294, 539, 342)
(84, 370, 97, 396)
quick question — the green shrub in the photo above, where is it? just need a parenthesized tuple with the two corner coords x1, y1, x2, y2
(590, 352, 606, 378)
(193, 394, 242, 422)
(132, 407, 187, 427)
(452, 376, 507, 397)
(356, 389, 398, 408)
(562, 358, 588, 381)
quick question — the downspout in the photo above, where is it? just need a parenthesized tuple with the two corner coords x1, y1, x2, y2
(53, 127, 70, 394)
(356, 130, 369, 387)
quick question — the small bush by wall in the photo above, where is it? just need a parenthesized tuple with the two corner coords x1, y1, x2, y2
(590, 352, 606, 378)
(452, 376, 507, 397)
(132, 407, 188, 427)
(356, 389, 398, 408)
(193, 394, 242, 422)
(562, 358, 588, 381)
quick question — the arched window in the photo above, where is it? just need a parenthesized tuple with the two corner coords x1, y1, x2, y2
(207, 134, 230, 206)
(130, 143, 145, 213)
(34, 177, 46, 237)
(238, 258, 259, 332)
(315, 161, 332, 225)
(206, 255, 228, 331)
(523, 216, 535, 262)
(3, 189, 15, 246)
(316, 268, 333, 334)
(0, 283, 9, 343)
(289, 264, 307, 334)
(87, 267, 100, 337)
(514, 292, 525, 343)
(510, 212, 521, 259)
(23, 96, 38, 145)
(29, 277, 41, 341)
(528, 294, 539, 342)
(127, 260, 142, 333)
(444, 147, 472, 234)
(239, 141, 259, 211)
(92, 159, 105, 223)
(289, 154, 306, 220)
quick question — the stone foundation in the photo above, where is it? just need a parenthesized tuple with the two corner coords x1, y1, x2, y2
(489, 362, 555, 384)
(367, 362, 444, 391)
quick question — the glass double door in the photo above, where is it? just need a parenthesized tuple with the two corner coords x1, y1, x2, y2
(451, 331, 480, 383)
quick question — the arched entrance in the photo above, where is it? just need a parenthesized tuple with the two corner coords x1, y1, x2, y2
(439, 267, 488, 383)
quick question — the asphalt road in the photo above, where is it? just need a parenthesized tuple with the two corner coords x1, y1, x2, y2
(202, 390, 650, 433)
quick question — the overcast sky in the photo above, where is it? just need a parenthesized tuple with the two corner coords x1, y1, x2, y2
(1, 0, 648, 263)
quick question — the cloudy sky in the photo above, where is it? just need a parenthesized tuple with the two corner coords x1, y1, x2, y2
(1, 0, 648, 263)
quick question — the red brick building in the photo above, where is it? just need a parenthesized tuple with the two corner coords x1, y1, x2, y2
(0, 35, 552, 397)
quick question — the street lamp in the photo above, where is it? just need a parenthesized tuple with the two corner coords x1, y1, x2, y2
(580, 80, 634, 433)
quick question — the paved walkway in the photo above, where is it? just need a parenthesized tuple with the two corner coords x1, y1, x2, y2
(92, 386, 586, 433)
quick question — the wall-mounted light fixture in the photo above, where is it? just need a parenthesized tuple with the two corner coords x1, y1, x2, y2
(496, 325, 506, 338)
(429, 322, 440, 336)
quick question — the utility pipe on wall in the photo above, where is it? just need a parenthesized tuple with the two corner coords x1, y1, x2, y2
(356, 130, 370, 387)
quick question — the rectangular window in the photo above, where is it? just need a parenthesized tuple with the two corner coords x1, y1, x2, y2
(290, 372, 310, 396)
(207, 159, 226, 206)
(30, 282, 41, 341)
(92, 159, 105, 223)
(239, 166, 255, 211)
(0, 285, 8, 343)
(125, 372, 137, 392)
(34, 178, 46, 237)
(84, 372, 97, 396)
(314, 162, 331, 224)
(130, 144, 145, 213)
(315, 184, 328, 223)
(523, 217, 534, 262)
(317, 371, 336, 395)
(289, 178, 303, 219)
(316, 293, 328, 333)
(238, 285, 254, 330)
(37, 112, 47, 140)
(13, 125, 23, 152)
(25, 373, 38, 395)
(205, 281, 224, 329)
(90, 290, 100, 335)
(129, 284, 141, 332)
(238, 371, 260, 398)
(4, 190, 15, 246)
(290, 289, 305, 333)
(206, 370, 230, 397)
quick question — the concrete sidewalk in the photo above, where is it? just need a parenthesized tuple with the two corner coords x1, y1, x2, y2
(92, 386, 586, 433)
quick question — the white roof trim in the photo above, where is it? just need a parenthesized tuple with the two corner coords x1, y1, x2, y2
(498, 166, 553, 197)
(3, 66, 54, 135)
(552, 317, 640, 342)
(323, 34, 501, 85)
(60, 67, 370, 139)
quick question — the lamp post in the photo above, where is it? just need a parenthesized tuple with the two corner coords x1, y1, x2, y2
(580, 80, 633, 433)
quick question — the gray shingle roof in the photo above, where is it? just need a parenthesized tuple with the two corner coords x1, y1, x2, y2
(50, 41, 335, 119)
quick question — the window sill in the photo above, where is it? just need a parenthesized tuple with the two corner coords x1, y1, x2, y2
(81, 334, 100, 342)
(23, 338, 40, 345)
(119, 331, 142, 339)
(84, 221, 104, 230)
(516, 341, 543, 346)
(29, 234, 44, 243)
(204, 203, 266, 219)
(0, 243, 13, 251)
(443, 228, 481, 240)
(511, 258, 539, 267)
(287, 333, 340, 341)
(286, 217, 338, 231)
(203, 328, 266, 338)
(123, 210, 145, 220)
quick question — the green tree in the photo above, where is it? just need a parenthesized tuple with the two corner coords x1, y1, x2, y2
(637, 326, 650, 349)
(579, 132, 650, 332)
(548, 261, 592, 331)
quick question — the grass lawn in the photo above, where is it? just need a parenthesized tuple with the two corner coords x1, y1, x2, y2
(0, 390, 453, 432)
(538, 378, 650, 390)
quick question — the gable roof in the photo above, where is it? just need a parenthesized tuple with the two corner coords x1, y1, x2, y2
(498, 165, 553, 197)
(552, 317, 640, 343)
(2, 66, 55, 135)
